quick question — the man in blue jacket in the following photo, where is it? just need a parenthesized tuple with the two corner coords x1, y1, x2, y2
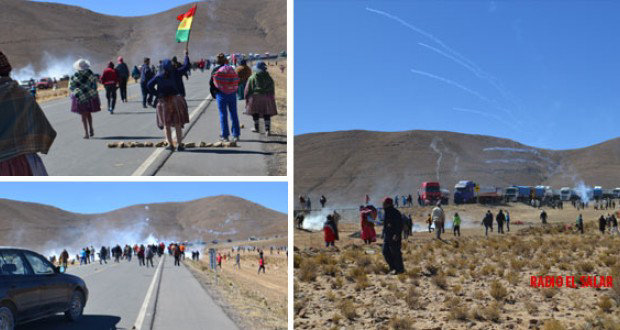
(140, 57, 154, 108)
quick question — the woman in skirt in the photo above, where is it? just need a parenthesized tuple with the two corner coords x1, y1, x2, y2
(69, 59, 101, 138)
(147, 56, 189, 151)
(244, 61, 278, 136)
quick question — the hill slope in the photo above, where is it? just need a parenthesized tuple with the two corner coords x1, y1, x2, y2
(294, 130, 620, 207)
(0, 195, 287, 252)
(0, 0, 286, 75)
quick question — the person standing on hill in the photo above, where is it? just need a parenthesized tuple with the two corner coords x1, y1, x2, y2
(576, 214, 584, 234)
(540, 210, 548, 225)
(235, 59, 252, 100)
(426, 213, 434, 233)
(244, 61, 277, 136)
(453, 212, 461, 237)
(360, 205, 377, 244)
(100, 62, 119, 114)
(69, 59, 101, 139)
(235, 252, 241, 269)
(0, 50, 56, 175)
(140, 57, 155, 108)
(496, 209, 506, 234)
(403, 214, 413, 239)
(320, 195, 327, 208)
(505, 210, 511, 232)
(211, 53, 240, 142)
(216, 253, 222, 268)
(431, 202, 445, 240)
(115, 57, 129, 103)
(323, 214, 339, 247)
(257, 255, 265, 274)
(482, 210, 494, 237)
(382, 197, 405, 275)
(599, 215, 607, 234)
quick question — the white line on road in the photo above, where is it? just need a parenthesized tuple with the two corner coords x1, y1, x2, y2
(133, 256, 165, 330)
(131, 95, 212, 176)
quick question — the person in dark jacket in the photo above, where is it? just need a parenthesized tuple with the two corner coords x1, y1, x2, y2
(323, 214, 339, 247)
(235, 59, 252, 100)
(140, 57, 154, 108)
(115, 56, 129, 103)
(147, 57, 190, 151)
(482, 210, 493, 237)
(599, 215, 607, 234)
(131, 65, 140, 83)
(576, 214, 584, 234)
(171, 55, 191, 97)
(496, 209, 506, 234)
(100, 61, 118, 113)
(540, 210, 548, 225)
(382, 197, 405, 274)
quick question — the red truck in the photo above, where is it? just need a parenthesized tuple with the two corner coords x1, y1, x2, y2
(418, 181, 441, 206)
(36, 77, 54, 89)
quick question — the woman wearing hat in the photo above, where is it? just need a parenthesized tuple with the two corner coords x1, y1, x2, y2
(147, 58, 190, 151)
(69, 59, 101, 138)
(244, 61, 278, 136)
(0, 50, 56, 175)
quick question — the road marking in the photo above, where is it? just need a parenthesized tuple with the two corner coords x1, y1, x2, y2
(131, 95, 212, 176)
(133, 256, 165, 330)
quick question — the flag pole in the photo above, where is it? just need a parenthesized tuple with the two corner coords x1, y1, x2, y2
(185, 4, 196, 54)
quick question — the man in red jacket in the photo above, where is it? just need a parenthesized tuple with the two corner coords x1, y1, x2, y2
(100, 61, 119, 114)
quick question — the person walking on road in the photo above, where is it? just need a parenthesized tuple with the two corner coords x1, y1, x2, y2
(101, 61, 119, 114)
(99, 246, 108, 264)
(453, 212, 461, 237)
(174, 245, 181, 266)
(235, 59, 252, 100)
(115, 56, 129, 103)
(146, 246, 154, 268)
(482, 210, 494, 237)
(131, 65, 140, 83)
(148, 58, 190, 151)
(211, 53, 240, 142)
(60, 249, 69, 268)
(0, 50, 56, 175)
(70, 59, 101, 139)
(138, 245, 146, 266)
(382, 197, 405, 275)
(140, 57, 155, 108)
(431, 202, 445, 240)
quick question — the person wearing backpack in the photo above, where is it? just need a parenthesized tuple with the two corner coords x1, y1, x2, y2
(210, 53, 240, 142)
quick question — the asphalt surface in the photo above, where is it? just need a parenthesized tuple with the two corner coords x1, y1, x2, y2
(18, 255, 237, 330)
(38, 70, 275, 176)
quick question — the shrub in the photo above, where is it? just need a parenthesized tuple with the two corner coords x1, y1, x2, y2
(322, 264, 338, 277)
(448, 301, 469, 321)
(483, 302, 501, 323)
(489, 280, 508, 301)
(432, 274, 448, 290)
(294, 254, 301, 268)
(298, 260, 317, 282)
(405, 287, 423, 309)
(542, 287, 559, 300)
(389, 316, 414, 330)
(578, 261, 595, 273)
(598, 296, 614, 313)
(339, 300, 357, 320)
(542, 319, 565, 330)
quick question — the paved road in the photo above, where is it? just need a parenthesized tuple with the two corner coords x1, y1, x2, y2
(18, 255, 237, 330)
(38, 70, 275, 176)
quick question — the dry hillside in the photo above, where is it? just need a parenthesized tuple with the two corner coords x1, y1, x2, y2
(0, 0, 286, 74)
(295, 130, 620, 207)
(0, 195, 287, 253)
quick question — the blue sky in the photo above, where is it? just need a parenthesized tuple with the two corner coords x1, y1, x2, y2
(31, 0, 195, 16)
(295, 0, 620, 150)
(0, 182, 287, 214)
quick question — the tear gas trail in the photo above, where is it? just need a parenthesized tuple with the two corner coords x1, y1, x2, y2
(410, 69, 495, 105)
(452, 107, 516, 128)
(574, 181, 591, 204)
(302, 209, 333, 231)
(11, 52, 76, 81)
(430, 137, 443, 181)
(366, 7, 481, 73)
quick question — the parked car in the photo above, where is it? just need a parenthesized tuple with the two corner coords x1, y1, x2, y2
(18, 80, 32, 88)
(0, 247, 88, 329)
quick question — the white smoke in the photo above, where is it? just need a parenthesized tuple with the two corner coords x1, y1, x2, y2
(430, 137, 444, 181)
(302, 209, 332, 231)
(574, 181, 591, 204)
(11, 52, 76, 81)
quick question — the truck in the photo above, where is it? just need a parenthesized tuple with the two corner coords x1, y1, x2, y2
(418, 181, 441, 206)
(453, 180, 476, 204)
(560, 187, 572, 201)
(593, 186, 603, 200)
(516, 186, 532, 202)
(477, 186, 504, 204)
(504, 186, 518, 202)
(614, 188, 620, 199)
(440, 189, 450, 205)
(36, 77, 54, 89)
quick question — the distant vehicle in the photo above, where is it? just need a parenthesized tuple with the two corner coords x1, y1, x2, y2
(504, 186, 518, 202)
(211, 240, 218, 244)
(18, 80, 32, 88)
(0, 247, 88, 329)
(613, 188, 620, 199)
(454, 180, 476, 204)
(248, 236, 257, 241)
(226, 239, 232, 243)
(593, 186, 603, 200)
(476, 186, 503, 204)
(279, 50, 287, 57)
(440, 189, 450, 205)
(560, 187, 572, 201)
(59, 75, 70, 82)
(36, 78, 53, 90)
(418, 181, 441, 206)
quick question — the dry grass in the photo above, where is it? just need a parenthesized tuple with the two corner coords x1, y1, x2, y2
(489, 280, 508, 301)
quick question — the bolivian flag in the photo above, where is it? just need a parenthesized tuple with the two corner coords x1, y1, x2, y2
(176, 5, 197, 42)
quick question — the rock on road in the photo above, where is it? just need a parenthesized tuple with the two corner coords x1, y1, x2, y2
(18, 255, 237, 330)
(38, 70, 277, 176)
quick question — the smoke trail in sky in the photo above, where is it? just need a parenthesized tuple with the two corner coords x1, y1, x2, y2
(429, 138, 443, 181)
(410, 68, 494, 104)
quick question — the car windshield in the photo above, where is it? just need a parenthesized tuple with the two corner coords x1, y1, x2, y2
(24, 252, 55, 275)
(0, 251, 31, 276)
(426, 186, 439, 192)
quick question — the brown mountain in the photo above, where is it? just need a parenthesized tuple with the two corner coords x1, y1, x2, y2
(294, 130, 620, 207)
(0, 195, 287, 253)
(0, 0, 286, 74)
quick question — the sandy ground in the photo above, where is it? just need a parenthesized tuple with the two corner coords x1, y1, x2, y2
(186, 237, 288, 330)
(294, 203, 620, 329)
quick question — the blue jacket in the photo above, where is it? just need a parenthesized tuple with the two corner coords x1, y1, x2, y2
(172, 55, 190, 97)
(147, 59, 180, 97)
(140, 64, 154, 85)
(115, 62, 129, 79)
